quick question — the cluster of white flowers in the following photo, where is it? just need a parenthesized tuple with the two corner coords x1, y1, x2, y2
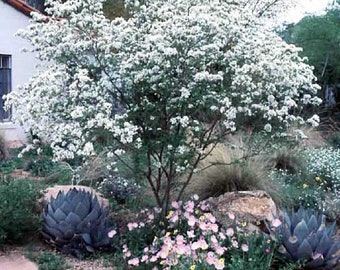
(5, 0, 320, 163)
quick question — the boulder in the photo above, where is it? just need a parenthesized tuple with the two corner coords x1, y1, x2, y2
(205, 190, 279, 232)
(41, 185, 109, 208)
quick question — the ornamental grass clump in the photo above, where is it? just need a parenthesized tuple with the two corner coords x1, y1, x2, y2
(270, 206, 340, 269)
(42, 188, 114, 257)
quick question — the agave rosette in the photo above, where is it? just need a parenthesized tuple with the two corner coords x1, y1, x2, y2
(275, 207, 340, 269)
(42, 188, 114, 257)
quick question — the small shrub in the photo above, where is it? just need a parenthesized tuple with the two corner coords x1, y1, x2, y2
(34, 252, 68, 270)
(0, 178, 41, 245)
(45, 162, 73, 185)
(97, 175, 140, 204)
(119, 196, 275, 269)
(326, 132, 340, 149)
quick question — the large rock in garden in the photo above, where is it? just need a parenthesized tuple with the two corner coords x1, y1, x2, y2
(41, 185, 109, 208)
(205, 190, 278, 232)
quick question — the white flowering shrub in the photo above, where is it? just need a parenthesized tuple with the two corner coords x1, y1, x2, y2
(302, 147, 340, 192)
(6, 0, 321, 214)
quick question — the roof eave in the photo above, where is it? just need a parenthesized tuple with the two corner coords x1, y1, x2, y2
(2, 0, 39, 17)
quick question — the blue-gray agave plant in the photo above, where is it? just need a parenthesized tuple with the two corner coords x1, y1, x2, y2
(272, 207, 340, 269)
(42, 188, 114, 257)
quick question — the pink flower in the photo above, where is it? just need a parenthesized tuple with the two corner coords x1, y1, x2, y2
(198, 221, 207, 231)
(171, 201, 180, 209)
(199, 202, 209, 211)
(127, 222, 139, 231)
(187, 215, 196, 227)
(158, 246, 170, 259)
(215, 245, 226, 255)
(206, 251, 216, 265)
(148, 213, 155, 221)
(226, 228, 234, 237)
(206, 222, 218, 233)
(169, 211, 179, 223)
(228, 212, 235, 220)
(150, 255, 158, 262)
(211, 235, 218, 243)
(187, 230, 195, 238)
(219, 232, 226, 240)
(108, 229, 117, 238)
(232, 240, 239, 248)
(128, 257, 140, 266)
(214, 258, 225, 270)
(174, 243, 188, 255)
(141, 255, 149, 262)
(176, 235, 185, 244)
(191, 237, 208, 250)
(241, 244, 249, 252)
(184, 200, 195, 213)
(271, 218, 282, 228)
(204, 213, 216, 223)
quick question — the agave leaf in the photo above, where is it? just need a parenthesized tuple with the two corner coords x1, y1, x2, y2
(324, 242, 340, 261)
(81, 233, 92, 245)
(297, 239, 313, 260)
(46, 204, 55, 217)
(44, 212, 59, 227)
(85, 245, 95, 253)
(293, 220, 309, 240)
(53, 208, 67, 221)
(59, 200, 74, 214)
(307, 215, 318, 233)
(69, 190, 83, 206)
(74, 202, 90, 220)
(82, 207, 101, 224)
(326, 222, 337, 238)
(43, 224, 64, 239)
(305, 256, 325, 269)
(65, 212, 82, 225)
(308, 233, 320, 252)
(50, 197, 58, 211)
(283, 211, 292, 231)
(315, 233, 332, 256)
(283, 235, 300, 259)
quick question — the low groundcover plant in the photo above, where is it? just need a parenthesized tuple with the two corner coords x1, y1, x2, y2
(111, 196, 277, 269)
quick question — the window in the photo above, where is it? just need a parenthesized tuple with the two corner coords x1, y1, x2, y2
(0, 55, 11, 121)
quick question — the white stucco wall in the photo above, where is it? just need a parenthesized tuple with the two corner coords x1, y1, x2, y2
(0, 1, 39, 144)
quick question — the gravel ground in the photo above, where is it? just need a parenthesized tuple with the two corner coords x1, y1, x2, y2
(1, 242, 118, 270)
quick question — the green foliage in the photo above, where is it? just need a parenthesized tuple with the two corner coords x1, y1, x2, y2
(269, 147, 339, 210)
(326, 132, 340, 148)
(96, 175, 140, 204)
(44, 162, 73, 185)
(102, 0, 127, 19)
(42, 188, 114, 257)
(284, 6, 340, 83)
(0, 155, 24, 174)
(0, 178, 41, 245)
(224, 233, 277, 270)
(33, 252, 69, 270)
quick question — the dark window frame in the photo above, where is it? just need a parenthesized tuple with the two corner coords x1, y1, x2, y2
(0, 54, 12, 121)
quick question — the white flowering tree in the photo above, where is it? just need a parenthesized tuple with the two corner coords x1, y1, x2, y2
(7, 0, 321, 215)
